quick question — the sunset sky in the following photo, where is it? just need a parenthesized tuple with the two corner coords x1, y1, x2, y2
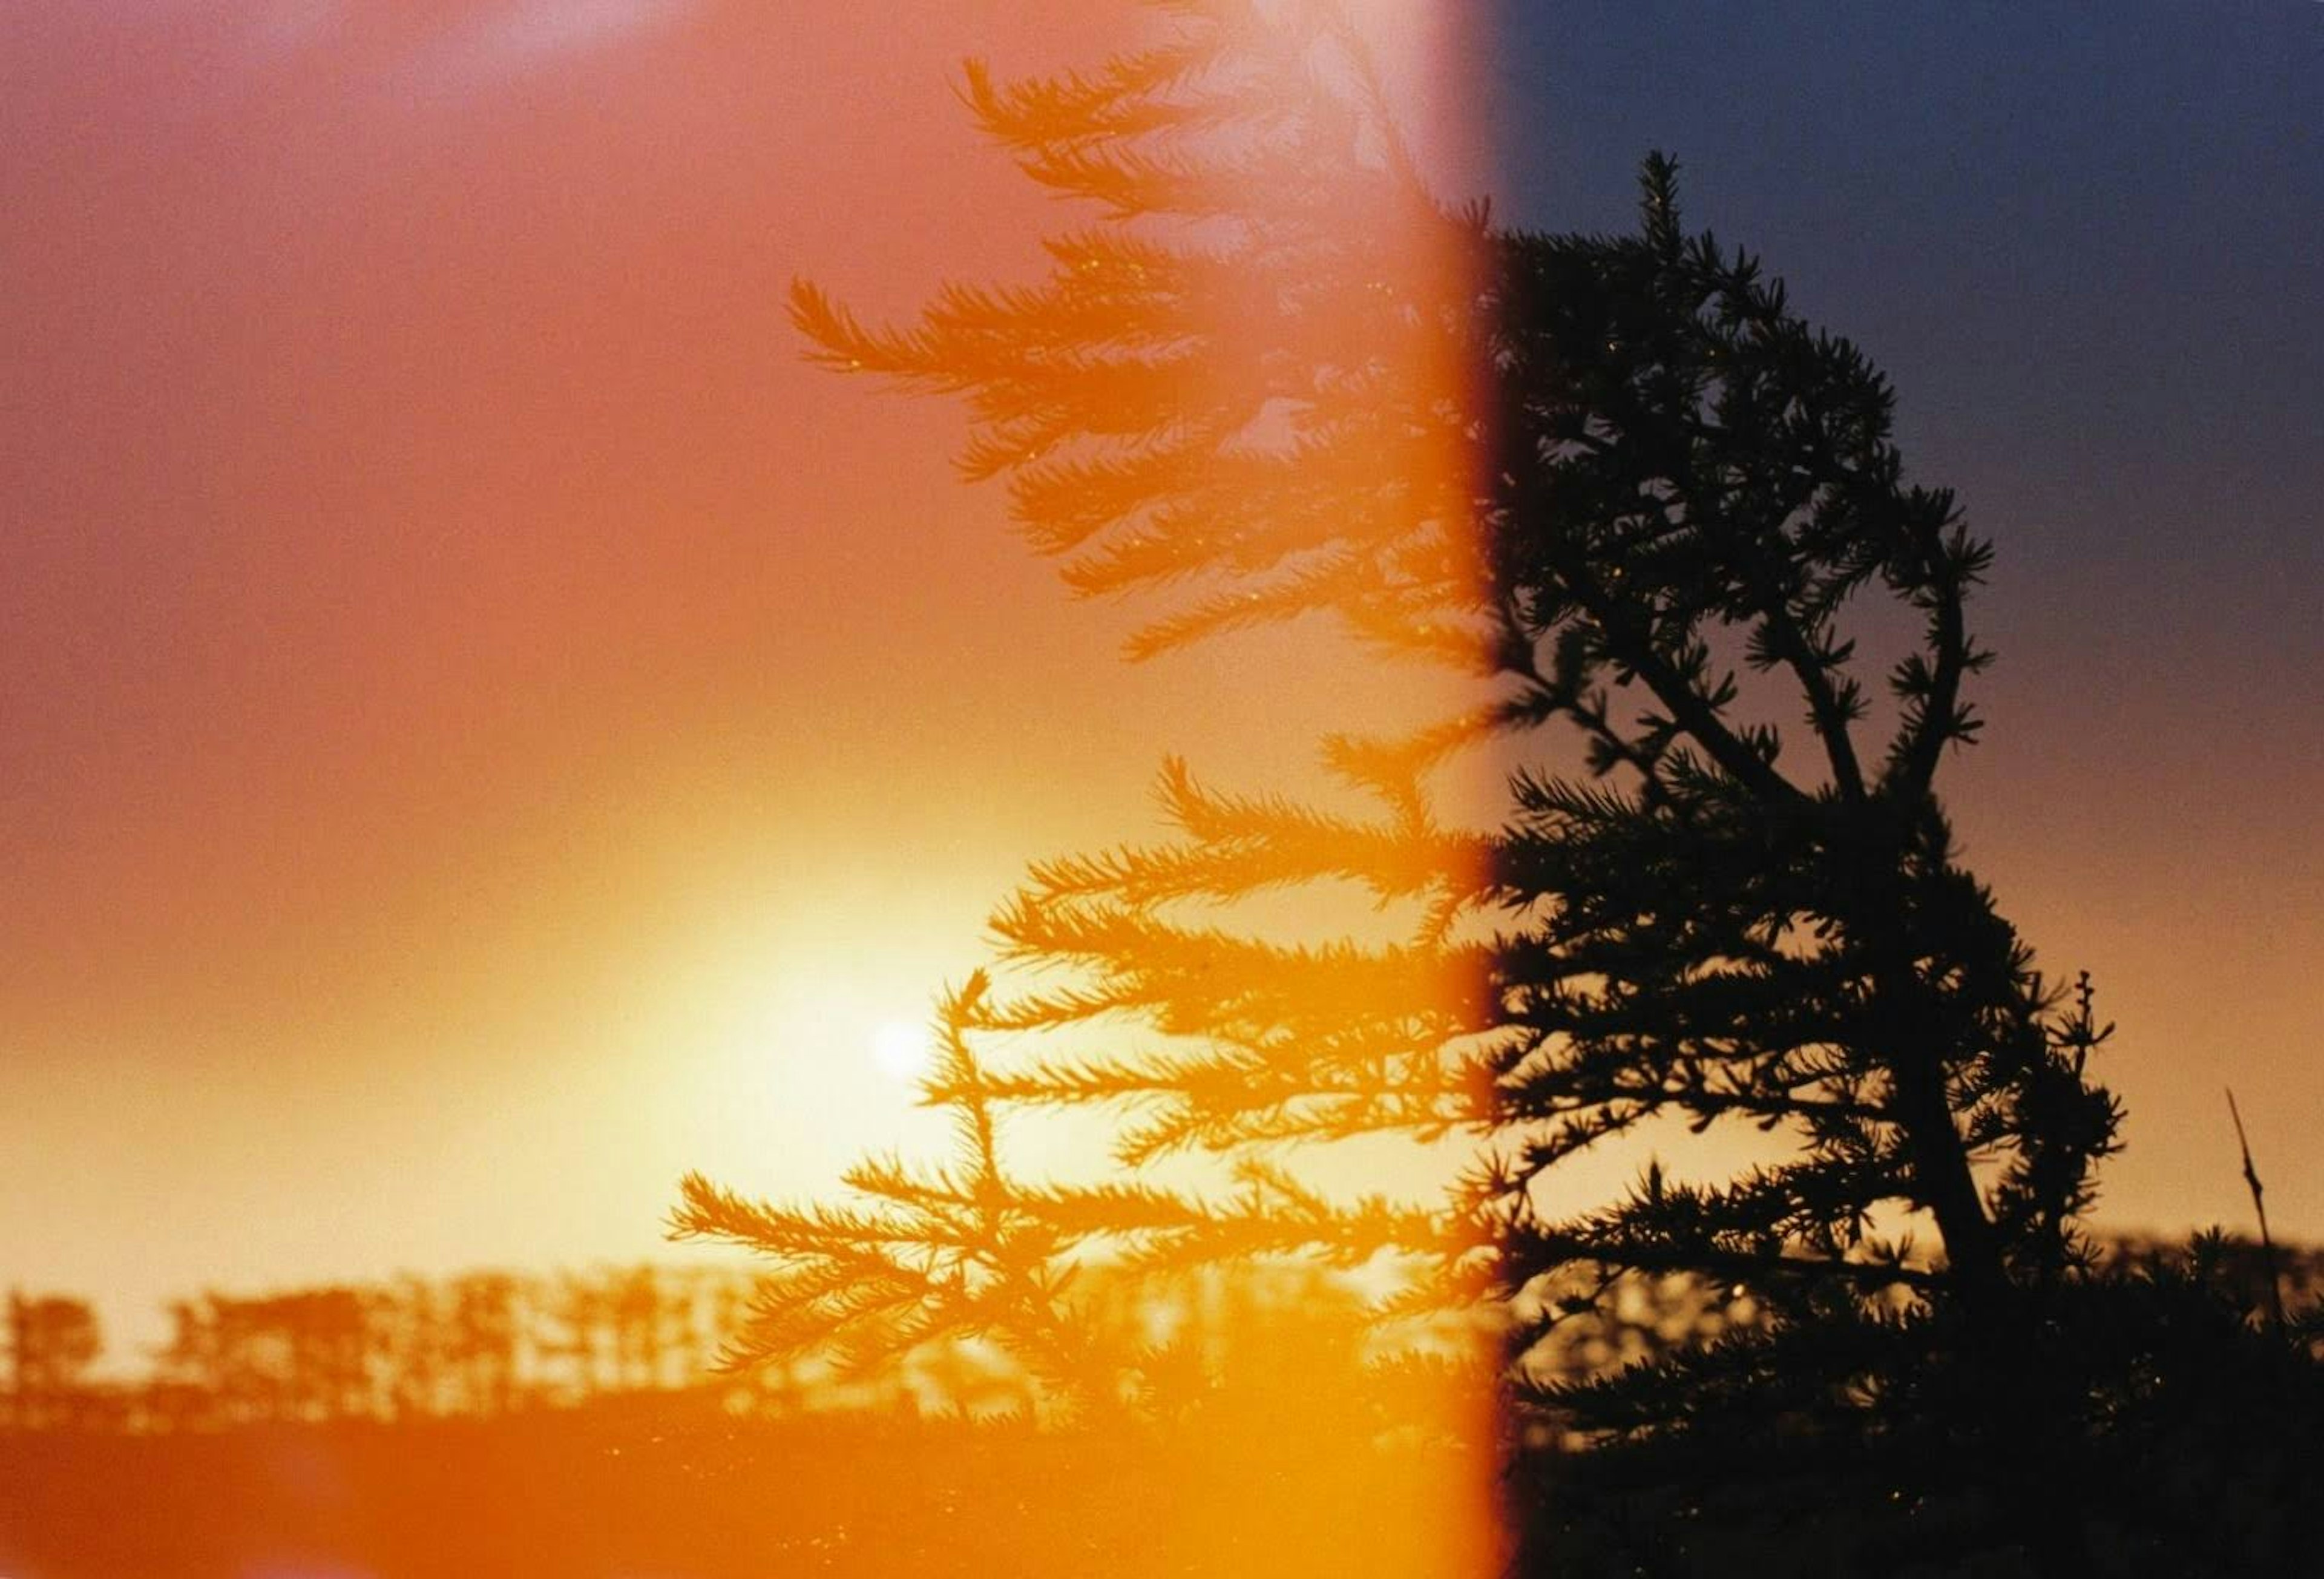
(4, 1, 2319, 1352)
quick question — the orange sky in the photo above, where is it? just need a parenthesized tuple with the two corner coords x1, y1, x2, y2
(3, 2, 2319, 1347)
(0, 1, 1497, 1341)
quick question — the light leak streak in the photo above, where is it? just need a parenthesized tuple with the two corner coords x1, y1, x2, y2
(1156, 5, 1506, 1575)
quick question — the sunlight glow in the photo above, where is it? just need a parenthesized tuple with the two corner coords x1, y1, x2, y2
(870, 1018, 936, 1083)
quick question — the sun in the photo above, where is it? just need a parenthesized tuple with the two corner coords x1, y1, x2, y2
(870, 1018, 935, 1083)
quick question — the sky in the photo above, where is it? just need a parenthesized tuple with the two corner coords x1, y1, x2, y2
(3, 1, 2319, 1350)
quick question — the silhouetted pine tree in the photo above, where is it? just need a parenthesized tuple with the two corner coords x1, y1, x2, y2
(676, 4, 2316, 1569)
(678, 0, 1503, 1414)
(678, 977, 1111, 1407)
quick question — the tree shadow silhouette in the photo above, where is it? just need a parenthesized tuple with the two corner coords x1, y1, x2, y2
(671, 3, 2323, 1574)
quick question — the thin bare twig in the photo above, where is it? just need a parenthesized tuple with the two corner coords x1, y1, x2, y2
(2227, 1087, 2288, 1338)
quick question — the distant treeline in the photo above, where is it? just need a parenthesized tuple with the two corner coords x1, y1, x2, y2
(6, 1234, 2312, 1436)
(0, 1265, 815, 1433)
(0, 1258, 1412, 1433)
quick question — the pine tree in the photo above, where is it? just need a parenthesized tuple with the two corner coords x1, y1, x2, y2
(665, 3, 2307, 1568)
(677, 0, 1517, 1413)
